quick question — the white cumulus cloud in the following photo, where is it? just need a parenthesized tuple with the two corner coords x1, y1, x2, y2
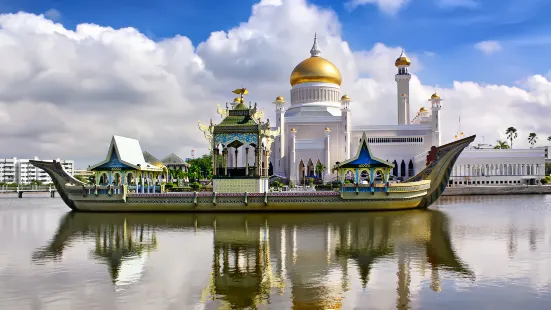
(345, 0, 411, 15)
(0, 0, 549, 167)
(474, 40, 502, 55)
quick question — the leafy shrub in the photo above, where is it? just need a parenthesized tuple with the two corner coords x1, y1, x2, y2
(541, 178, 548, 185)
(190, 182, 202, 190)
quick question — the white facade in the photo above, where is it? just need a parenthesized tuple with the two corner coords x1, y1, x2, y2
(260, 36, 545, 186)
(0, 157, 74, 185)
(448, 149, 546, 186)
(271, 37, 442, 183)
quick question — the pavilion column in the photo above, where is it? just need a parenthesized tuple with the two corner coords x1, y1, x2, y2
(264, 151, 269, 176)
(234, 149, 238, 169)
(213, 148, 219, 176)
(223, 149, 228, 176)
(255, 149, 260, 176)
(245, 147, 249, 175)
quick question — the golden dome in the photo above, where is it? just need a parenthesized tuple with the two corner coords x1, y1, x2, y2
(290, 34, 341, 86)
(324, 127, 331, 132)
(290, 128, 297, 132)
(420, 107, 427, 113)
(290, 56, 342, 86)
(341, 94, 350, 101)
(431, 93, 441, 99)
(233, 97, 242, 103)
(274, 96, 285, 103)
(395, 50, 411, 67)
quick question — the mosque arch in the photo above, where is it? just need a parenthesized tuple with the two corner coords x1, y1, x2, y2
(392, 160, 398, 176)
(298, 160, 305, 183)
(400, 160, 406, 177)
(307, 159, 314, 178)
(408, 160, 414, 177)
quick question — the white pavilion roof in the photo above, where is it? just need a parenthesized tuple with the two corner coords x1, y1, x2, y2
(89, 135, 162, 171)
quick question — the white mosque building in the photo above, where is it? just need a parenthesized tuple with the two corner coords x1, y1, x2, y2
(269, 36, 546, 186)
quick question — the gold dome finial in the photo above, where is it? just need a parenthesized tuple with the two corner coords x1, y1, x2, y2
(274, 96, 285, 103)
(341, 94, 350, 101)
(420, 107, 427, 113)
(233, 97, 241, 103)
(431, 93, 441, 100)
(324, 127, 331, 132)
(310, 33, 321, 57)
(289, 34, 342, 86)
(290, 128, 297, 133)
(395, 49, 411, 67)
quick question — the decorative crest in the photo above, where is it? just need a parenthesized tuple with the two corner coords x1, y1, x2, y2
(217, 104, 228, 118)
(197, 120, 214, 151)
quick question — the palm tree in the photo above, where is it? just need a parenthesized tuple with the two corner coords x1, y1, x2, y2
(494, 140, 510, 149)
(528, 133, 538, 148)
(506, 127, 518, 148)
(315, 163, 326, 180)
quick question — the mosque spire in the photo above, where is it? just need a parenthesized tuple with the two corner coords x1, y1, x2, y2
(310, 33, 321, 57)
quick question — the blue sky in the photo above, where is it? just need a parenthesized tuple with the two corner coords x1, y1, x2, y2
(2, 0, 551, 87)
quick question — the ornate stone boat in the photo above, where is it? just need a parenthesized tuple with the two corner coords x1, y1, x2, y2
(29, 132, 475, 212)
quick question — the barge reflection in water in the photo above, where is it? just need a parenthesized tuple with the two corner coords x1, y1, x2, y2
(32, 210, 474, 309)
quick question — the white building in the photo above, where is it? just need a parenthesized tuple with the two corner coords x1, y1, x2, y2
(269, 36, 443, 183)
(216, 35, 544, 186)
(0, 157, 74, 185)
(447, 148, 546, 186)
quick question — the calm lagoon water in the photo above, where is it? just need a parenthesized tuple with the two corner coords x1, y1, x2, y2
(1, 194, 551, 309)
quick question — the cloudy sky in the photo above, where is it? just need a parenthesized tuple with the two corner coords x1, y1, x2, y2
(0, 0, 550, 167)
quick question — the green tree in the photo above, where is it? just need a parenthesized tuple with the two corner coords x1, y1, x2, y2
(187, 154, 215, 180)
(528, 132, 538, 148)
(494, 140, 510, 149)
(315, 163, 326, 179)
(506, 127, 518, 148)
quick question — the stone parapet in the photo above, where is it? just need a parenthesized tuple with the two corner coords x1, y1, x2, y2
(442, 185, 551, 196)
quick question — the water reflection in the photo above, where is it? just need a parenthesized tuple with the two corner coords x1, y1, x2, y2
(33, 210, 474, 309)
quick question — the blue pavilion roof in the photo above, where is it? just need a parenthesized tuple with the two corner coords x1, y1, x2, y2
(336, 133, 394, 168)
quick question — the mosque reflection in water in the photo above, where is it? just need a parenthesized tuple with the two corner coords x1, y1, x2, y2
(33, 210, 474, 309)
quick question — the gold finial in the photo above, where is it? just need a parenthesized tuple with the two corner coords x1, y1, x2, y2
(274, 96, 285, 103)
(290, 128, 297, 133)
(324, 127, 331, 132)
(420, 107, 427, 112)
(233, 97, 240, 103)
(431, 93, 441, 100)
(395, 49, 411, 67)
(232, 88, 249, 102)
(341, 94, 350, 101)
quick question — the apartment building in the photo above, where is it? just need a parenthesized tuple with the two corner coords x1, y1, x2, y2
(0, 157, 75, 185)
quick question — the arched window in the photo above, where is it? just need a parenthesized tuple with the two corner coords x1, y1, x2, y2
(408, 160, 414, 177)
(401, 160, 406, 177)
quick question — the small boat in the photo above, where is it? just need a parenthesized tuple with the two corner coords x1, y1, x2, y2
(30, 133, 475, 212)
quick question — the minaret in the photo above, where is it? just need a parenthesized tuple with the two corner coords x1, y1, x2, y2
(429, 93, 442, 146)
(274, 96, 286, 175)
(340, 94, 352, 159)
(395, 50, 411, 125)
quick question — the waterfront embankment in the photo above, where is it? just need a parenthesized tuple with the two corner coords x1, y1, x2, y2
(443, 185, 551, 196)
